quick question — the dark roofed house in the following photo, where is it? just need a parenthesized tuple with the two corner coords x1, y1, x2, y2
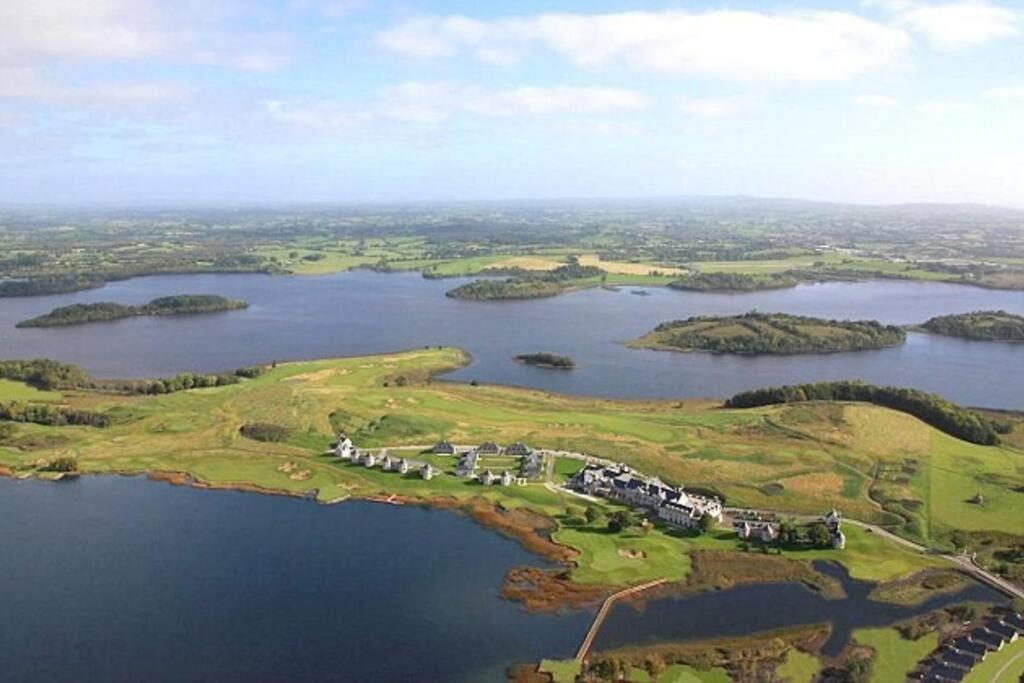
(455, 450, 480, 478)
(1002, 613, 1024, 633)
(925, 664, 966, 682)
(950, 638, 988, 659)
(506, 441, 531, 456)
(433, 440, 456, 456)
(520, 451, 544, 479)
(971, 628, 1006, 651)
(985, 622, 1018, 642)
(477, 442, 501, 455)
(940, 651, 977, 671)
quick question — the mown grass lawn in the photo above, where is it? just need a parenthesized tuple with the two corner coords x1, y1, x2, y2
(964, 638, 1024, 683)
(656, 664, 732, 683)
(853, 627, 937, 683)
(775, 648, 820, 682)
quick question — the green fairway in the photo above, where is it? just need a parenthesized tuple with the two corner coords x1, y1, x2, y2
(853, 627, 938, 683)
(0, 347, 1019, 589)
(0, 379, 63, 402)
(657, 664, 732, 682)
(964, 638, 1024, 682)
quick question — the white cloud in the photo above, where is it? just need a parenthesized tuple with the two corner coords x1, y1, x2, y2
(853, 94, 903, 108)
(985, 85, 1024, 99)
(0, 0, 292, 71)
(377, 10, 910, 83)
(875, 1, 1020, 49)
(918, 99, 971, 112)
(0, 67, 190, 104)
(674, 95, 752, 118)
(266, 83, 651, 131)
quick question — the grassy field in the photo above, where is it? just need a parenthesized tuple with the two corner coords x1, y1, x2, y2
(853, 627, 938, 683)
(964, 638, 1024, 682)
(0, 348, 1019, 586)
(656, 664, 732, 682)
(775, 648, 820, 682)
(0, 379, 63, 402)
(538, 658, 581, 682)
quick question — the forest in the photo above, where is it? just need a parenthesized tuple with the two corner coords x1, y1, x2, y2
(17, 295, 248, 328)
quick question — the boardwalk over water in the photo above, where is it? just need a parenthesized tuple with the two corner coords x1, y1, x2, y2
(576, 578, 668, 662)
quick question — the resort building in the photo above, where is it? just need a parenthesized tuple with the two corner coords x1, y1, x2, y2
(477, 442, 501, 455)
(362, 452, 377, 468)
(397, 458, 410, 474)
(520, 451, 544, 479)
(334, 433, 354, 459)
(420, 463, 435, 481)
(456, 450, 479, 478)
(506, 441, 532, 456)
(735, 520, 780, 543)
(479, 469, 496, 486)
(432, 440, 456, 456)
(567, 463, 723, 530)
(500, 470, 515, 486)
(824, 509, 846, 550)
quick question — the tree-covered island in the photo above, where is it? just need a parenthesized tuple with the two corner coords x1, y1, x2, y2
(514, 353, 575, 369)
(667, 271, 799, 292)
(446, 258, 604, 300)
(631, 312, 906, 355)
(917, 310, 1024, 342)
(17, 295, 248, 328)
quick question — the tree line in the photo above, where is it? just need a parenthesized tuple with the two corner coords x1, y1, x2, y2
(0, 358, 265, 394)
(724, 380, 1006, 445)
(17, 294, 248, 328)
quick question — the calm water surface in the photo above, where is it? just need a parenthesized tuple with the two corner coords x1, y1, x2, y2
(593, 561, 1006, 657)
(0, 476, 589, 683)
(1, 271, 1023, 407)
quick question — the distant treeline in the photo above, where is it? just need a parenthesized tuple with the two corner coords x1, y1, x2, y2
(668, 272, 798, 292)
(447, 261, 604, 300)
(17, 294, 248, 328)
(0, 358, 265, 394)
(725, 381, 1007, 445)
(921, 310, 1024, 342)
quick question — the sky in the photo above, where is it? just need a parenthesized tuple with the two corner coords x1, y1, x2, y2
(1, 0, 1023, 207)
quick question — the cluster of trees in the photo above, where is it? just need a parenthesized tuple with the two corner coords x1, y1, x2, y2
(239, 422, 291, 442)
(0, 358, 265, 394)
(0, 402, 110, 427)
(514, 353, 575, 369)
(648, 313, 905, 355)
(668, 272, 798, 292)
(447, 258, 605, 300)
(0, 274, 106, 297)
(42, 456, 79, 472)
(921, 310, 1024, 342)
(0, 359, 90, 390)
(17, 295, 248, 328)
(725, 380, 1004, 445)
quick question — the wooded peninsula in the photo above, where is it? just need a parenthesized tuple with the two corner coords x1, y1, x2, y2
(17, 295, 248, 328)
(632, 312, 907, 355)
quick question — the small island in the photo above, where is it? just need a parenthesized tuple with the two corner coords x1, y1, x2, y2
(668, 272, 799, 292)
(631, 312, 906, 355)
(446, 259, 604, 301)
(514, 353, 575, 369)
(17, 295, 248, 328)
(918, 310, 1024, 342)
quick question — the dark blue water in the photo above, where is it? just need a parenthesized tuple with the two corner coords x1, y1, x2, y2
(0, 271, 1023, 407)
(0, 476, 589, 683)
(593, 562, 1006, 657)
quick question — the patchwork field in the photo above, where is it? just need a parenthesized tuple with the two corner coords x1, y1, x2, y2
(0, 348, 1020, 584)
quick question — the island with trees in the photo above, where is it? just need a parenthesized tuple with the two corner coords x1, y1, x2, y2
(446, 259, 604, 300)
(667, 271, 799, 292)
(514, 353, 575, 369)
(17, 295, 248, 328)
(917, 310, 1024, 342)
(631, 312, 907, 355)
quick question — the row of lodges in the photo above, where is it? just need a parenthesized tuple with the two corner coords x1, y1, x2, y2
(567, 463, 723, 531)
(438, 440, 545, 485)
(917, 612, 1023, 682)
(733, 509, 846, 549)
(334, 433, 435, 480)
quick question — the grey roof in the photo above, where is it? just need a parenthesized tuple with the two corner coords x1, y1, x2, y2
(970, 629, 1005, 649)
(985, 622, 1018, 640)
(924, 665, 966, 682)
(940, 652, 976, 671)
(1003, 613, 1024, 632)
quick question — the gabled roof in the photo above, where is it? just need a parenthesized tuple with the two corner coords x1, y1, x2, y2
(951, 638, 987, 657)
(970, 629, 1005, 648)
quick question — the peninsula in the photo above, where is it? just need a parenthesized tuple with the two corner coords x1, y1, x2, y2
(16, 295, 248, 328)
(631, 312, 907, 355)
(918, 310, 1024, 343)
(446, 260, 604, 300)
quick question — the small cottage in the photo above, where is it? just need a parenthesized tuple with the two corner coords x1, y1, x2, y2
(506, 442, 531, 456)
(432, 440, 456, 456)
(420, 463, 435, 480)
(477, 442, 501, 455)
(500, 470, 514, 486)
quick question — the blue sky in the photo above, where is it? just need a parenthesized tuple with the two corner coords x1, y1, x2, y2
(1, 0, 1022, 206)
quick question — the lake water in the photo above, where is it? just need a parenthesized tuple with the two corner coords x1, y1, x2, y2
(1, 271, 1023, 407)
(0, 476, 589, 683)
(593, 561, 1005, 657)
(1, 478, 1006, 682)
